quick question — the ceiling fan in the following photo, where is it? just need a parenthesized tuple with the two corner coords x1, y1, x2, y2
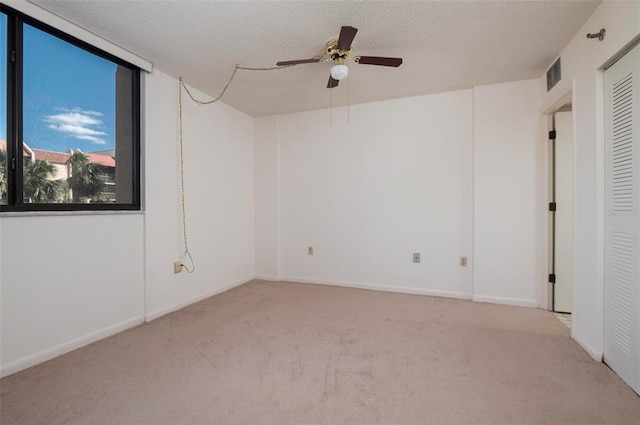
(276, 26, 403, 89)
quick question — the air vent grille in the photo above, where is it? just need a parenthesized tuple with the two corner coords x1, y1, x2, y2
(546, 58, 561, 92)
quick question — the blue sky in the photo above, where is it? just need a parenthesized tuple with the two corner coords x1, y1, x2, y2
(1, 17, 116, 153)
(0, 14, 5, 143)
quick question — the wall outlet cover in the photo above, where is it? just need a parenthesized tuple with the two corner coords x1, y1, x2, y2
(173, 261, 183, 274)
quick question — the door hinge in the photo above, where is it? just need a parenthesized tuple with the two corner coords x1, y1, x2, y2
(549, 130, 556, 140)
(549, 274, 556, 283)
(10, 50, 15, 63)
(11, 157, 16, 170)
(549, 202, 557, 212)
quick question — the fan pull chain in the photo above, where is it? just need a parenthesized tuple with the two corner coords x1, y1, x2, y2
(330, 85, 333, 126)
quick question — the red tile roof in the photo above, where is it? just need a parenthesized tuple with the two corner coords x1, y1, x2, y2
(0, 140, 30, 156)
(32, 150, 70, 164)
(0, 140, 115, 168)
(86, 152, 116, 168)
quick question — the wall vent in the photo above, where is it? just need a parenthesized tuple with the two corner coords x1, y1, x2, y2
(547, 58, 562, 92)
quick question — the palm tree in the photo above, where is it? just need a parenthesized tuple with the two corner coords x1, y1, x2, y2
(23, 159, 67, 203)
(67, 150, 105, 203)
(0, 149, 7, 203)
(1, 148, 67, 204)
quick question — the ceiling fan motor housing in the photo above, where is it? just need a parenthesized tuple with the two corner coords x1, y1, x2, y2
(325, 38, 350, 62)
(276, 26, 402, 89)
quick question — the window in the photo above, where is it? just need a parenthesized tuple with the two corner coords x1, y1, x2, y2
(0, 12, 7, 206)
(0, 5, 140, 211)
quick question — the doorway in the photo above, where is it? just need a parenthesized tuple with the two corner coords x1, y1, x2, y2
(548, 107, 574, 316)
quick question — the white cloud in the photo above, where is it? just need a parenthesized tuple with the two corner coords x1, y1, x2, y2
(75, 135, 108, 145)
(47, 124, 106, 136)
(44, 108, 108, 145)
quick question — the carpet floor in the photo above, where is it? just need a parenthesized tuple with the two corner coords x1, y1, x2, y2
(1, 280, 639, 425)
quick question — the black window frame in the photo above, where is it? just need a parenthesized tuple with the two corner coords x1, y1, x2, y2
(0, 4, 141, 212)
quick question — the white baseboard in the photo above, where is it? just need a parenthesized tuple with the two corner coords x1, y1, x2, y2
(571, 331, 603, 362)
(145, 276, 254, 322)
(0, 277, 545, 379)
(255, 274, 280, 281)
(0, 315, 144, 378)
(280, 276, 472, 300)
(1, 277, 256, 378)
(472, 295, 539, 308)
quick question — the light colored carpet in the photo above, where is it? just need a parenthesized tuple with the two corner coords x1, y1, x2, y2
(1, 280, 639, 425)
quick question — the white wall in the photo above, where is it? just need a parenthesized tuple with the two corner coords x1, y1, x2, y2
(1, 70, 256, 377)
(0, 214, 145, 376)
(254, 116, 280, 280)
(0, 74, 547, 379)
(144, 70, 255, 320)
(7, 0, 621, 378)
(540, 0, 640, 360)
(473, 79, 541, 307)
(254, 80, 542, 304)
(256, 90, 475, 298)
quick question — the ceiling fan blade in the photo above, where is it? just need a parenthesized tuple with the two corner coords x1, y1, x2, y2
(357, 56, 403, 67)
(276, 58, 321, 66)
(327, 76, 339, 89)
(337, 26, 358, 51)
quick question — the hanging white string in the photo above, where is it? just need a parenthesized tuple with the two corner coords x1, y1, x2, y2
(178, 78, 195, 273)
(180, 62, 304, 105)
(347, 75, 350, 127)
(177, 62, 303, 273)
(330, 85, 333, 126)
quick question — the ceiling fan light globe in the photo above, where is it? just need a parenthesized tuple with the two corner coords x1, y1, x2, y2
(330, 64, 349, 81)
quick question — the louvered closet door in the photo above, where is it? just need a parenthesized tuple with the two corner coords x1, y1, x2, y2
(604, 42, 640, 395)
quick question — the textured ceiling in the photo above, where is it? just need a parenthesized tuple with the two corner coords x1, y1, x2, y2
(28, 0, 601, 117)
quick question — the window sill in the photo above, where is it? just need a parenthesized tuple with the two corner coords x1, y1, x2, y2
(0, 210, 145, 218)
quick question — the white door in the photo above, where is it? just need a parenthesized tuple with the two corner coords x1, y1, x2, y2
(554, 111, 573, 313)
(604, 42, 640, 395)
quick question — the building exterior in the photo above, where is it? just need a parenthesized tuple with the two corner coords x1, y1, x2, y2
(0, 140, 116, 203)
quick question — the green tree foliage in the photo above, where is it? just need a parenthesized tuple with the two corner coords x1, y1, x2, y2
(67, 151, 105, 203)
(0, 149, 7, 203)
(23, 159, 67, 203)
(1, 149, 67, 203)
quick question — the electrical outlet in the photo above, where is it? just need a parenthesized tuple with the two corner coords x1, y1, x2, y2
(173, 261, 183, 274)
(460, 256, 468, 267)
(308, 246, 314, 255)
(413, 253, 420, 263)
